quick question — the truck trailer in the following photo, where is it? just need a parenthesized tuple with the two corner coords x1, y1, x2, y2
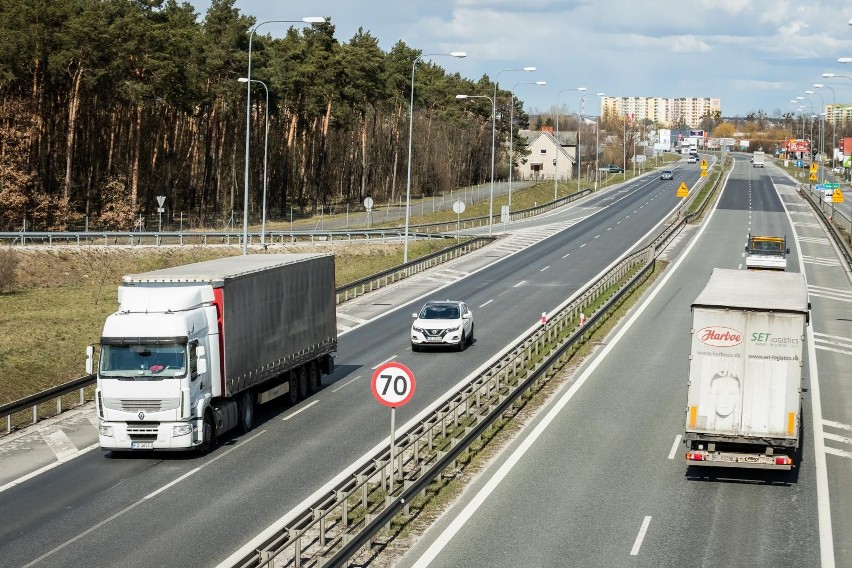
(683, 269, 809, 470)
(88, 254, 337, 453)
(745, 233, 789, 271)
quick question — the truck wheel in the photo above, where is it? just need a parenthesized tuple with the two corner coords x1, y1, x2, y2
(288, 370, 299, 405)
(307, 362, 321, 395)
(298, 366, 309, 400)
(239, 391, 255, 433)
(198, 411, 216, 455)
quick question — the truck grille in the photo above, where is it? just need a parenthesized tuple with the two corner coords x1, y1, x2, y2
(103, 398, 180, 412)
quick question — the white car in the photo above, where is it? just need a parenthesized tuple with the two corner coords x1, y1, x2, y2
(411, 300, 474, 351)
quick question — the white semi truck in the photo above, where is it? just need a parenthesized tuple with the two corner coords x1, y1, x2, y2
(88, 254, 337, 453)
(683, 269, 809, 470)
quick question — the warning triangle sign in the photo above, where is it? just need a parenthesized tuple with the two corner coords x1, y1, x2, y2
(809, 172, 818, 182)
(677, 182, 689, 198)
(832, 188, 845, 203)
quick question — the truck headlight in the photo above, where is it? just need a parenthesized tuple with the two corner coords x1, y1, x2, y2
(99, 425, 114, 437)
(173, 424, 193, 437)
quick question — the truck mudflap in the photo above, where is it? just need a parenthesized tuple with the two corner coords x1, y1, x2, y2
(685, 450, 793, 470)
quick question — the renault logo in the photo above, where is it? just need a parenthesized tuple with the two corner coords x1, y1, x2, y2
(138, 410, 146, 420)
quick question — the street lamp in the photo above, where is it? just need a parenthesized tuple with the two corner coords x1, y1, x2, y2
(595, 92, 604, 190)
(839, 57, 852, 63)
(805, 89, 824, 169)
(239, 77, 269, 245)
(456, 93, 496, 235)
(242, 17, 324, 255)
(554, 87, 587, 199)
(821, 72, 852, 83)
(576, 96, 586, 195)
(404, 51, 467, 263)
(507, 80, 546, 211)
(814, 83, 836, 167)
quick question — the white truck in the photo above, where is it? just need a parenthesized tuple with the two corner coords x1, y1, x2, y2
(752, 150, 765, 167)
(88, 254, 337, 453)
(744, 233, 789, 271)
(683, 269, 809, 470)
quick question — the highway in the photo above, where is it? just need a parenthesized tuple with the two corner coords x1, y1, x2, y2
(395, 158, 852, 567)
(0, 162, 705, 567)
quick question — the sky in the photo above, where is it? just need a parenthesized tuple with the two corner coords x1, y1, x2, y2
(189, 0, 852, 119)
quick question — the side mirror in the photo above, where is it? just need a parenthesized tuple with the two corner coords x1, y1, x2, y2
(412, 313, 418, 319)
(786, 248, 790, 254)
(744, 245, 749, 252)
(85, 345, 94, 375)
(196, 357, 207, 377)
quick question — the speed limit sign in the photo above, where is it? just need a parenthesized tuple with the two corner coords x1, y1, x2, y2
(371, 362, 416, 408)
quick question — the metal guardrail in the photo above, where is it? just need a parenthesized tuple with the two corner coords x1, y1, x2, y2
(798, 185, 852, 270)
(0, 237, 495, 434)
(0, 190, 592, 247)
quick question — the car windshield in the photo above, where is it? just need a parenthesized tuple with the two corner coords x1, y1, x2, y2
(420, 304, 460, 319)
(100, 343, 187, 379)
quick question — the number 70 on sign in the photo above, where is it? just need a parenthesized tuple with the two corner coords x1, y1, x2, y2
(371, 362, 416, 408)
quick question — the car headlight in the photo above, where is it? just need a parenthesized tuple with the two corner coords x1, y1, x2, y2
(173, 424, 193, 437)
(413, 325, 425, 333)
(99, 425, 114, 437)
(446, 325, 460, 332)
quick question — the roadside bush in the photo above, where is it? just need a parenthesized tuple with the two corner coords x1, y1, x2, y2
(0, 247, 19, 292)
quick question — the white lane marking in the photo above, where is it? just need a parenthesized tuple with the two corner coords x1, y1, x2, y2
(21, 430, 266, 568)
(824, 419, 852, 432)
(607, 227, 612, 231)
(513, 281, 526, 288)
(562, 253, 571, 259)
(580, 243, 587, 248)
(617, 220, 621, 224)
(667, 435, 682, 460)
(479, 299, 494, 308)
(809, 292, 852, 304)
(337, 323, 353, 332)
(42, 430, 79, 461)
(283, 400, 319, 421)
(372, 355, 397, 369)
(811, 286, 851, 296)
(0, 443, 100, 494)
(336, 312, 369, 324)
(594, 234, 600, 239)
(737, 264, 742, 270)
(630, 516, 652, 556)
(824, 432, 852, 446)
(331, 375, 361, 393)
(540, 266, 550, 272)
(824, 447, 852, 459)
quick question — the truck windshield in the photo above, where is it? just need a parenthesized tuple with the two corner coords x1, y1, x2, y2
(100, 343, 187, 378)
(750, 240, 783, 254)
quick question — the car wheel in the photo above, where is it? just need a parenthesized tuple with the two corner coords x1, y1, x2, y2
(468, 324, 474, 345)
(457, 332, 466, 352)
(288, 370, 299, 405)
(411, 343, 420, 352)
(197, 411, 216, 455)
(239, 391, 254, 433)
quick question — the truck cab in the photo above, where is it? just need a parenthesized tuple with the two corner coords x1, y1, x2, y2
(744, 234, 788, 271)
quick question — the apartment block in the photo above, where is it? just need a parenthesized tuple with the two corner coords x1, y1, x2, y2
(600, 96, 721, 128)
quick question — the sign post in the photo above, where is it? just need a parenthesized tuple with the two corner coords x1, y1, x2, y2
(371, 362, 416, 494)
(364, 197, 374, 229)
(156, 195, 166, 232)
(453, 200, 466, 242)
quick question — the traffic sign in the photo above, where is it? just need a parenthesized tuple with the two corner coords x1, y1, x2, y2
(700, 160, 708, 169)
(832, 188, 845, 203)
(452, 200, 466, 214)
(700, 170, 708, 177)
(824, 183, 839, 189)
(808, 172, 818, 182)
(815, 184, 825, 190)
(363, 197, 374, 210)
(371, 362, 416, 408)
(156, 195, 166, 207)
(809, 163, 818, 173)
(677, 182, 689, 198)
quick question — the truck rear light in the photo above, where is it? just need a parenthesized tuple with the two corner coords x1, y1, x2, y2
(775, 456, 792, 466)
(686, 452, 704, 461)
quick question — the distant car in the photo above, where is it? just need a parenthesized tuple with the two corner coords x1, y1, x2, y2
(833, 166, 844, 174)
(606, 165, 624, 173)
(411, 300, 474, 352)
(687, 156, 697, 164)
(660, 170, 674, 180)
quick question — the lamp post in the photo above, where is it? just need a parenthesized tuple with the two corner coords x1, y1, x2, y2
(456, 93, 496, 235)
(595, 92, 604, 190)
(554, 87, 587, 199)
(814, 83, 836, 168)
(404, 51, 467, 262)
(242, 17, 323, 255)
(239, 77, 269, 245)
(508, 80, 546, 211)
(805, 90, 824, 170)
(576, 96, 586, 195)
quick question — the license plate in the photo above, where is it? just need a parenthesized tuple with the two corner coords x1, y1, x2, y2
(427, 336, 442, 342)
(131, 442, 154, 449)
